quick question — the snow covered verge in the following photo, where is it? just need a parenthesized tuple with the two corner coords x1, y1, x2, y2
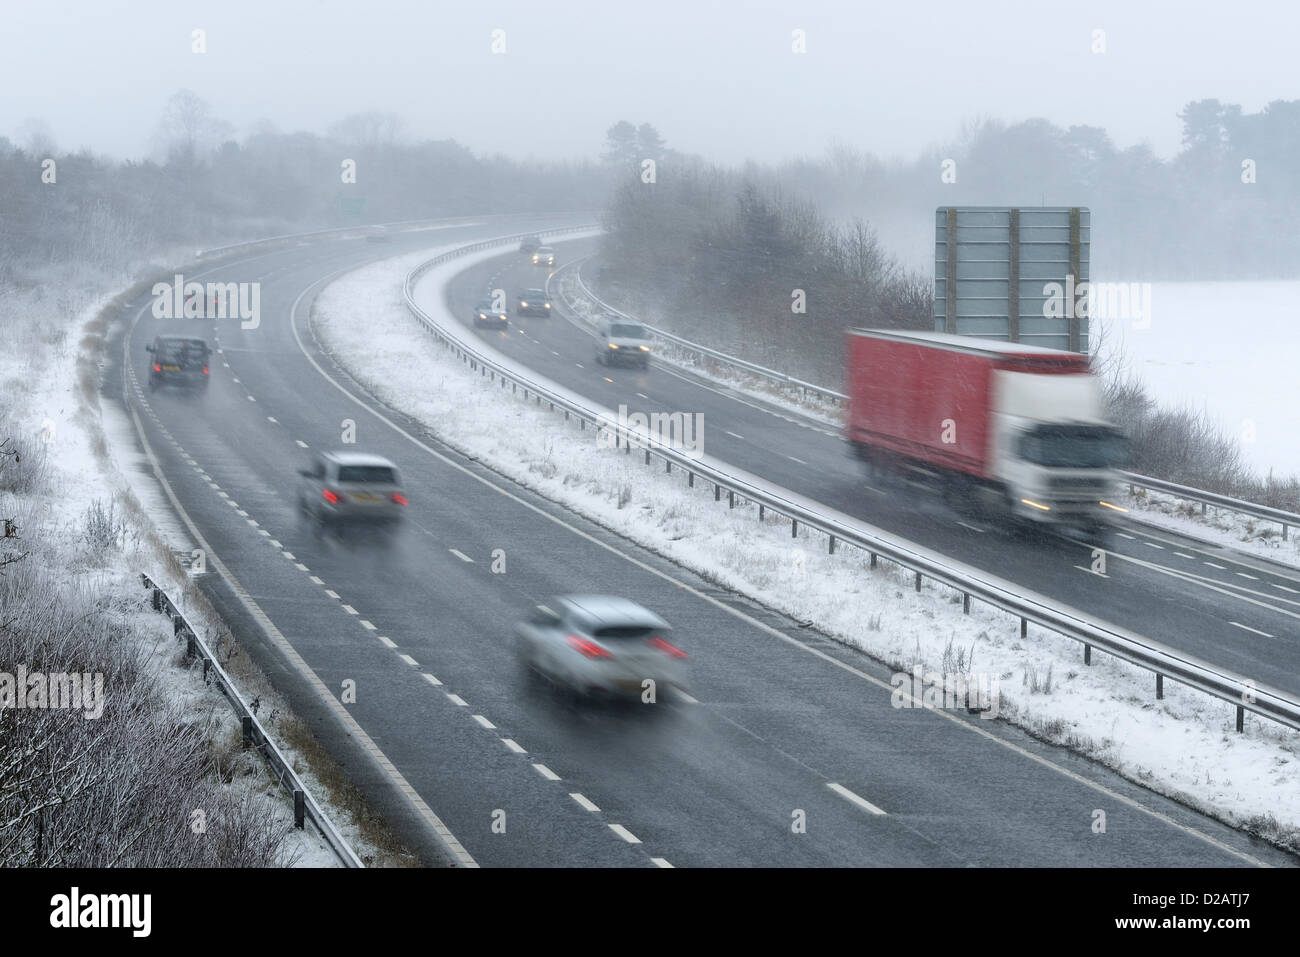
(310, 248, 1300, 857)
(559, 266, 1300, 572)
(0, 258, 412, 866)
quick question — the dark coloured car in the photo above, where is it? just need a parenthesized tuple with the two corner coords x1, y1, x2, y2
(147, 336, 211, 391)
(515, 288, 552, 317)
(472, 298, 509, 329)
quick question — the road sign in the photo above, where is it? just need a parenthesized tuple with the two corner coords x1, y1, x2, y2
(935, 206, 1090, 352)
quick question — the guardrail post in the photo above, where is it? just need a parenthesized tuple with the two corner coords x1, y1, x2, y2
(870, 553, 877, 569)
(715, 484, 721, 502)
(1156, 674, 1164, 699)
(173, 615, 184, 637)
(915, 571, 922, 593)
(202, 658, 210, 683)
(829, 536, 836, 555)
(152, 588, 162, 611)
(962, 593, 969, 614)
(644, 448, 651, 465)
(1084, 644, 1091, 665)
(1236, 705, 1244, 733)
(792, 520, 799, 538)
(1201, 502, 1206, 516)
(1020, 618, 1027, 638)
(294, 790, 306, 829)
(759, 505, 765, 520)
(728, 490, 735, 509)
(688, 472, 695, 488)
(241, 715, 253, 747)
(665, 459, 671, 474)
(186, 632, 195, 659)
(1284, 524, 1290, 542)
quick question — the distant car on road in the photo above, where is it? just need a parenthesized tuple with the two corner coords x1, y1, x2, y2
(515, 288, 552, 317)
(146, 335, 211, 392)
(517, 596, 688, 702)
(297, 451, 407, 530)
(519, 235, 542, 254)
(473, 298, 509, 329)
(531, 246, 556, 268)
(365, 226, 392, 243)
(594, 318, 651, 369)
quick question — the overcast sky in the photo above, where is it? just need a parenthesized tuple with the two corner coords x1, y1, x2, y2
(4, 0, 1296, 164)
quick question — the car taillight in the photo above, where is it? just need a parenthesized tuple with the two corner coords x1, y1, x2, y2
(647, 636, 687, 659)
(566, 635, 612, 659)
(322, 489, 341, 504)
(203, 366, 209, 375)
(391, 492, 408, 506)
(153, 363, 161, 372)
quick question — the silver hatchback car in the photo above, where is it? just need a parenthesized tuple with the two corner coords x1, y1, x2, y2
(297, 451, 408, 528)
(517, 595, 688, 701)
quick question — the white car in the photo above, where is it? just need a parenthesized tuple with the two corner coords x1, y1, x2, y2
(517, 595, 687, 701)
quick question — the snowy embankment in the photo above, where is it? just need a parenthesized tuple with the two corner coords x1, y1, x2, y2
(0, 258, 387, 866)
(311, 247, 1300, 854)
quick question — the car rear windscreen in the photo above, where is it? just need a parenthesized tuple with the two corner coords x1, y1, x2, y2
(593, 625, 660, 639)
(157, 341, 208, 365)
(337, 466, 397, 484)
(610, 324, 647, 339)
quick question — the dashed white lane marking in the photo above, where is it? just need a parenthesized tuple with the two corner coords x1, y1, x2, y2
(1237, 572, 1259, 580)
(235, 509, 248, 517)
(1174, 552, 1195, 559)
(308, 575, 323, 584)
(449, 548, 474, 562)
(1204, 561, 1227, 570)
(258, 529, 270, 537)
(570, 792, 600, 813)
(232, 377, 240, 383)
(295, 563, 309, 572)
(1143, 541, 1163, 549)
(674, 689, 699, 704)
(608, 824, 641, 844)
(651, 857, 674, 868)
(551, 350, 560, 356)
(325, 589, 340, 599)
(725, 430, 744, 440)
(217, 490, 229, 499)
(295, 439, 309, 448)
(956, 521, 985, 533)
(246, 518, 259, 527)
(269, 539, 281, 548)
(422, 672, 441, 686)
(1117, 532, 1136, 540)
(575, 362, 584, 368)
(1273, 583, 1300, 594)
(532, 763, 560, 781)
(360, 619, 377, 631)
(863, 485, 885, 495)
(827, 782, 887, 815)
(787, 455, 807, 465)
(472, 714, 496, 729)
(502, 738, 526, 754)
(342, 604, 359, 615)
(1229, 621, 1275, 638)
(398, 654, 419, 667)
(635, 393, 648, 399)
(378, 636, 397, 648)
(247, 395, 257, 402)
(1074, 565, 1110, 578)
(267, 416, 278, 423)
(446, 693, 468, 707)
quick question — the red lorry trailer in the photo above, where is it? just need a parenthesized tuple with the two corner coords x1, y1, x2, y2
(845, 329, 1127, 529)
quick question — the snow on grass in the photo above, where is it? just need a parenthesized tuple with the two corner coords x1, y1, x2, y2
(1119, 485, 1300, 570)
(311, 247, 1300, 855)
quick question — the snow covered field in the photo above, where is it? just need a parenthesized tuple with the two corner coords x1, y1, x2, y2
(311, 246, 1300, 854)
(1096, 281, 1300, 479)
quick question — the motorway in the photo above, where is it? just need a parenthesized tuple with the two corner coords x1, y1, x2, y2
(443, 236, 1300, 702)
(106, 219, 1297, 867)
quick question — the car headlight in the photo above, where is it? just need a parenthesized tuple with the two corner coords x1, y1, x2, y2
(639, 345, 649, 351)
(544, 303, 551, 308)
(520, 301, 527, 307)
(608, 343, 619, 349)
